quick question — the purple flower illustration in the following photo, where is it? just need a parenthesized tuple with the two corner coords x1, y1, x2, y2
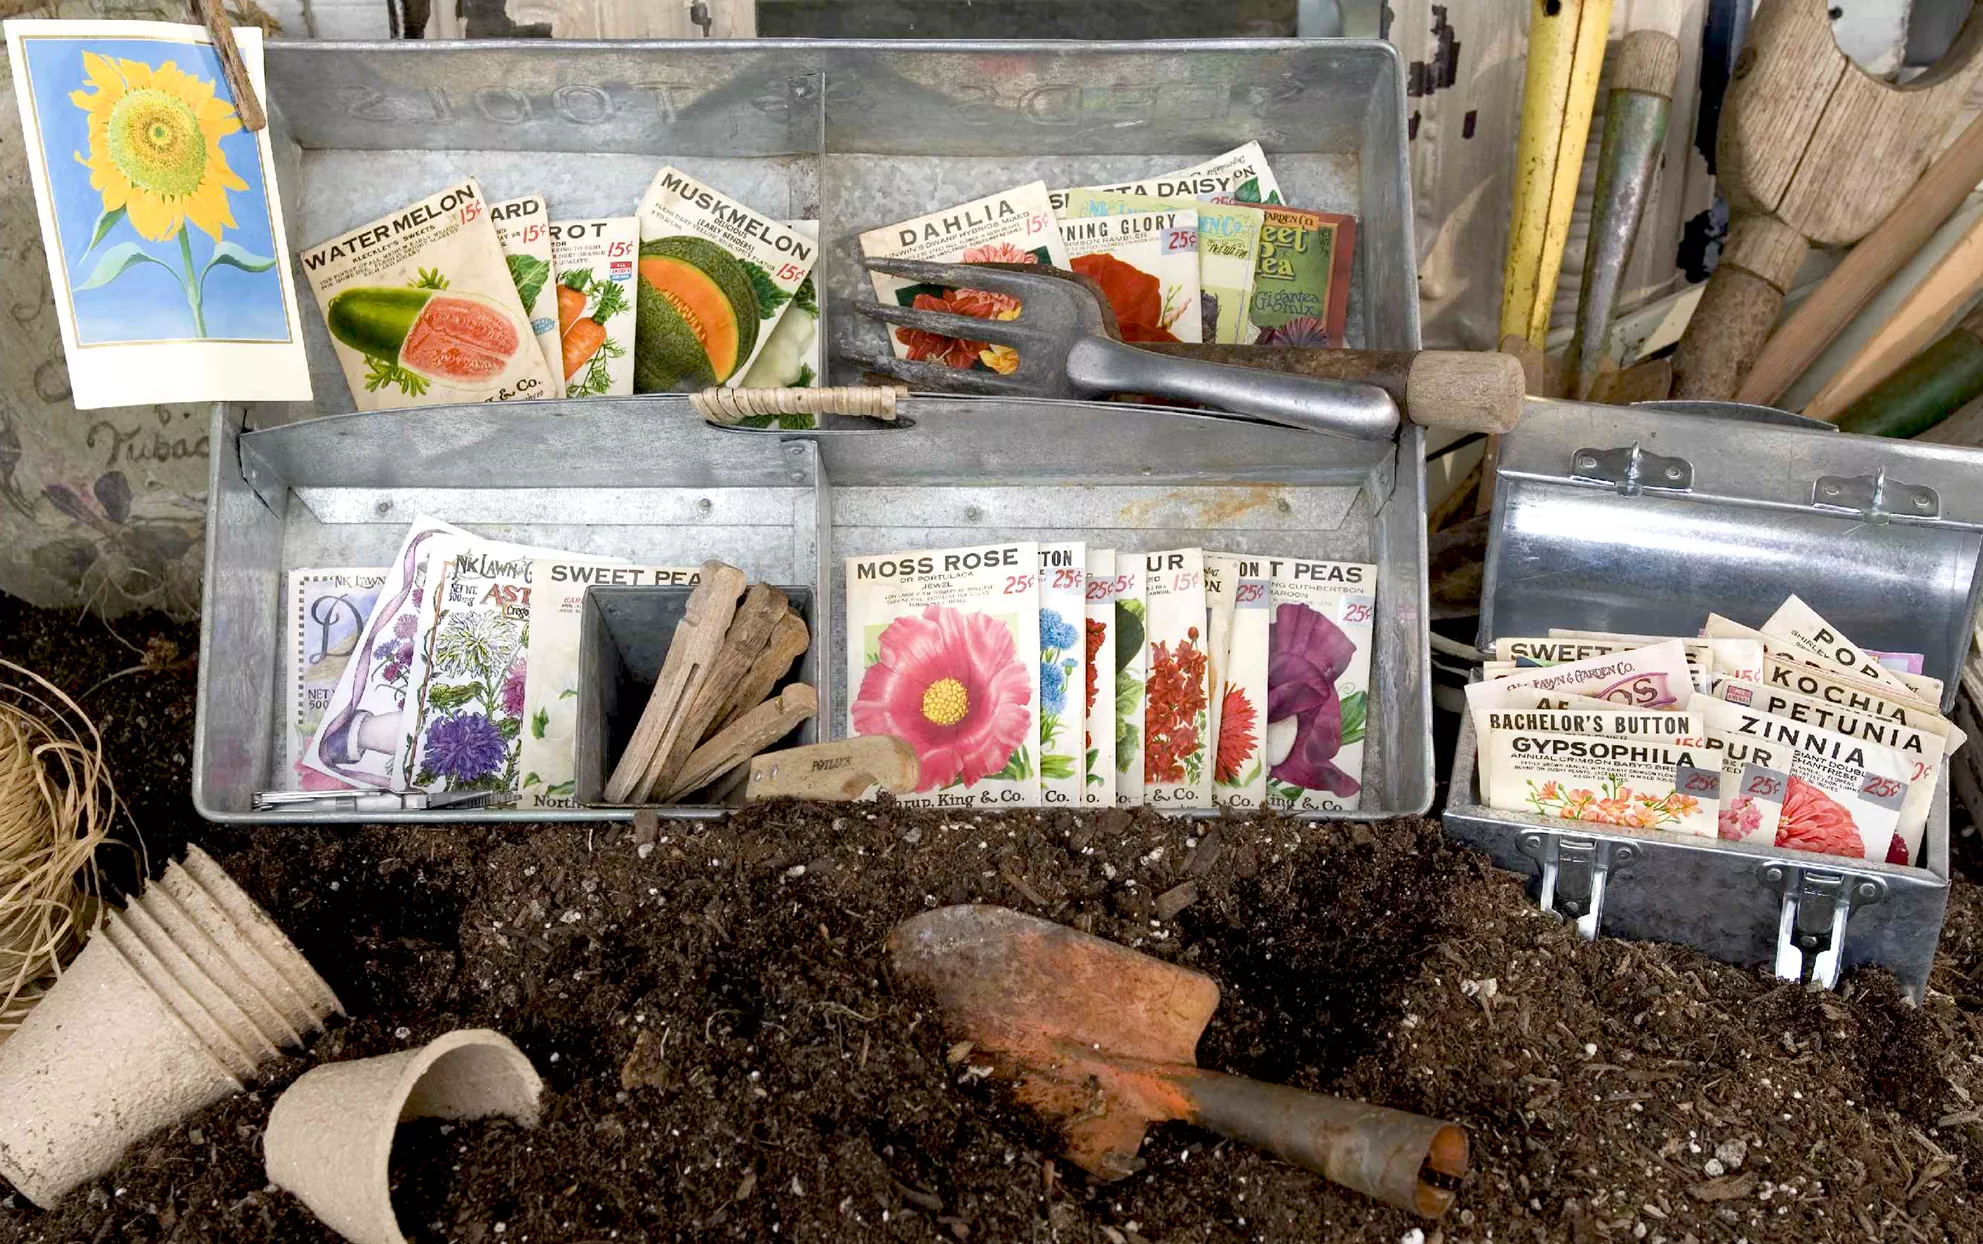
(500, 661, 527, 718)
(394, 613, 417, 639)
(1256, 316, 1332, 348)
(424, 713, 506, 782)
(381, 661, 405, 684)
(395, 640, 415, 668)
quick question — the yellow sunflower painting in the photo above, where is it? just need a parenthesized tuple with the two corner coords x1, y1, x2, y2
(71, 50, 247, 244)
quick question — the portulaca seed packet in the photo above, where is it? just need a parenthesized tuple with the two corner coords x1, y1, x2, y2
(1084, 550, 1119, 807)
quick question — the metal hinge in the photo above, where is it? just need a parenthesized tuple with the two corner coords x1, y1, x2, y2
(1518, 832, 1642, 940)
(1570, 444, 1692, 496)
(1812, 470, 1939, 523)
(1757, 863, 1888, 990)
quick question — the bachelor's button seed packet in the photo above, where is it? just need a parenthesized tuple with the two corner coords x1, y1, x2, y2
(1038, 543, 1088, 808)
(1114, 560, 1149, 807)
(634, 166, 817, 392)
(285, 568, 388, 791)
(1143, 549, 1212, 809)
(739, 221, 822, 394)
(1465, 639, 1694, 745)
(1058, 190, 1263, 344)
(1213, 201, 1356, 349)
(1267, 557, 1378, 812)
(490, 196, 560, 385)
(1696, 697, 1910, 862)
(300, 179, 555, 410)
(845, 542, 1043, 809)
(549, 216, 639, 398)
(1056, 208, 1202, 344)
(1475, 706, 1707, 792)
(1049, 141, 1285, 211)
(1483, 731, 1721, 838)
(1084, 550, 1119, 808)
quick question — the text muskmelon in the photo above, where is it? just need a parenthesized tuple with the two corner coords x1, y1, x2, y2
(634, 237, 760, 391)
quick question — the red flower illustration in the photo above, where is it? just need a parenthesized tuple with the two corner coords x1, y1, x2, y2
(851, 604, 1032, 792)
(1214, 684, 1257, 783)
(1071, 252, 1181, 344)
(895, 292, 990, 369)
(1776, 777, 1864, 859)
(1083, 617, 1106, 752)
(1144, 629, 1208, 784)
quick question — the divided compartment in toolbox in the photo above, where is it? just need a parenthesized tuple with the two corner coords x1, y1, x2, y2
(1443, 400, 1983, 998)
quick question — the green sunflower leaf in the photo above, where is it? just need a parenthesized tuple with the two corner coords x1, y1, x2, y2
(83, 205, 126, 256)
(74, 242, 170, 292)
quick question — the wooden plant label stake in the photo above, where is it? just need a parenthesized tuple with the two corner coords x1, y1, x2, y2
(602, 560, 747, 803)
(645, 583, 789, 797)
(665, 683, 819, 802)
(746, 736, 920, 803)
(715, 610, 810, 733)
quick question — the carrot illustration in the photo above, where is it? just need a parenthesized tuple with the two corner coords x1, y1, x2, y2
(556, 283, 587, 336)
(562, 316, 608, 379)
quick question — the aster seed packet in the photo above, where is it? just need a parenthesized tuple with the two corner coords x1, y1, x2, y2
(490, 196, 561, 385)
(845, 542, 1043, 809)
(1114, 561, 1149, 808)
(1143, 549, 1211, 809)
(1056, 190, 1263, 344)
(285, 568, 388, 791)
(1056, 208, 1202, 343)
(1482, 732, 1720, 838)
(1037, 543, 1088, 807)
(1267, 558, 1378, 812)
(1084, 550, 1120, 807)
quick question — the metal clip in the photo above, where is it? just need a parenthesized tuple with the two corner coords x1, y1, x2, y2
(1570, 444, 1693, 496)
(1758, 863, 1888, 989)
(1812, 470, 1939, 523)
(1518, 832, 1642, 940)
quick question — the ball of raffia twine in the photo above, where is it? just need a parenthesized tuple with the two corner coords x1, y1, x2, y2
(0, 659, 123, 1039)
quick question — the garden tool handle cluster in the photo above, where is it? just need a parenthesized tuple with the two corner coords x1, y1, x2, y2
(1067, 336, 1401, 441)
(1134, 342, 1526, 434)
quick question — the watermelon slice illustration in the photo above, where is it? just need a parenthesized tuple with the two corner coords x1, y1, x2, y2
(327, 287, 524, 390)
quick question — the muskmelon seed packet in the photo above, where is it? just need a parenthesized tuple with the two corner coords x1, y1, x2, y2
(1056, 208, 1202, 344)
(300, 179, 555, 410)
(490, 196, 560, 387)
(1048, 141, 1285, 211)
(549, 216, 638, 398)
(1059, 190, 1262, 345)
(739, 221, 822, 397)
(634, 166, 817, 392)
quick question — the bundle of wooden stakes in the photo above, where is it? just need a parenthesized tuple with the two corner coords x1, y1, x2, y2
(602, 561, 815, 805)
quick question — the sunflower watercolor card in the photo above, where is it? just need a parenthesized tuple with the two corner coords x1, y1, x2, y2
(5, 19, 310, 409)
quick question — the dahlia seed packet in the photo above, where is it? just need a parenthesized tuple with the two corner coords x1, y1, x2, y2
(858, 181, 1070, 373)
(1035, 543, 1088, 807)
(1214, 201, 1356, 349)
(738, 221, 822, 393)
(299, 178, 555, 410)
(1695, 697, 1911, 862)
(490, 196, 560, 385)
(1267, 558, 1378, 812)
(548, 216, 638, 398)
(1142, 549, 1211, 809)
(1114, 560, 1149, 808)
(1216, 573, 1270, 808)
(634, 166, 817, 392)
(1057, 191, 1263, 344)
(845, 542, 1043, 809)
(1482, 732, 1720, 838)
(285, 568, 388, 791)
(1049, 141, 1285, 210)
(517, 561, 701, 810)
(1056, 208, 1203, 343)
(5, 19, 312, 408)
(1084, 550, 1119, 807)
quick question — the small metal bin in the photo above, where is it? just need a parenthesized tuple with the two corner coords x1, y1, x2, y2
(1442, 400, 1983, 998)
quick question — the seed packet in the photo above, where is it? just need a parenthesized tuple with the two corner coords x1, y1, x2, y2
(517, 561, 702, 809)
(845, 542, 1042, 809)
(1475, 706, 1705, 792)
(548, 216, 638, 398)
(285, 568, 388, 791)
(858, 181, 1070, 374)
(1201, 552, 1238, 772)
(1058, 191, 1264, 345)
(1502, 688, 1634, 712)
(1056, 208, 1202, 343)
(634, 166, 817, 392)
(490, 196, 560, 385)
(300, 179, 555, 409)
(1142, 549, 1211, 808)
(1466, 640, 1694, 743)
(1038, 543, 1088, 808)
(1265, 558, 1378, 812)
(1541, 630, 1765, 682)
(1696, 697, 1911, 862)
(1114, 561, 1149, 807)
(1212, 201, 1356, 349)
(1760, 594, 1914, 696)
(1483, 731, 1721, 837)
(1049, 141, 1285, 210)
(1216, 573, 1271, 808)
(739, 221, 823, 393)
(1083, 551, 1120, 807)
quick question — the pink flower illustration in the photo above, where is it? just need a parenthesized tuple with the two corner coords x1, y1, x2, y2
(500, 660, 527, 718)
(852, 604, 1032, 791)
(1718, 794, 1762, 841)
(1776, 778, 1863, 859)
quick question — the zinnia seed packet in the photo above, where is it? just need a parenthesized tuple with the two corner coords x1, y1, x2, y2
(858, 180, 1070, 374)
(1049, 141, 1285, 210)
(1038, 543, 1088, 807)
(490, 196, 560, 385)
(548, 216, 638, 398)
(1212, 201, 1356, 349)
(1056, 208, 1203, 344)
(1114, 560, 1149, 807)
(517, 561, 702, 810)
(300, 179, 556, 410)
(1267, 558, 1378, 812)
(285, 568, 388, 791)
(1696, 697, 1911, 862)
(1482, 732, 1721, 837)
(1143, 549, 1212, 809)
(1084, 550, 1120, 807)
(1056, 190, 1264, 345)
(1216, 572, 1270, 808)
(846, 542, 1043, 808)
(738, 221, 821, 394)
(634, 166, 817, 392)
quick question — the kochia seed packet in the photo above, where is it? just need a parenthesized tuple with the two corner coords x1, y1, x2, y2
(1266, 557, 1377, 812)
(1143, 548, 1212, 809)
(846, 542, 1043, 809)
(549, 216, 638, 398)
(1056, 190, 1262, 344)
(490, 196, 560, 385)
(1214, 201, 1357, 348)
(1483, 732, 1721, 838)
(285, 568, 387, 791)
(1084, 549, 1119, 808)
(300, 179, 555, 410)
(1057, 208, 1202, 343)
(634, 165, 817, 392)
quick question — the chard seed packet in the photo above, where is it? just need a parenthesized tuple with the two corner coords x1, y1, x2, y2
(285, 568, 388, 791)
(517, 561, 701, 809)
(739, 220, 822, 393)
(1216, 570, 1270, 808)
(548, 216, 638, 398)
(859, 181, 1070, 373)
(300, 179, 555, 409)
(1215, 201, 1356, 348)
(1038, 543, 1088, 807)
(1696, 697, 1911, 862)
(1058, 190, 1263, 344)
(1050, 141, 1285, 210)
(845, 542, 1043, 809)
(490, 196, 560, 384)
(1114, 560, 1149, 807)
(1482, 732, 1721, 837)
(1143, 549, 1212, 808)
(1056, 208, 1202, 343)
(1267, 557, 1378, 812)
(1084, 550, 1119, 807)
(634, 166, 817, 392)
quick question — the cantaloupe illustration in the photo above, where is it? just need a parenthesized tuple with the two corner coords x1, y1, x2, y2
(633, 237, 759, 392)
(327, 287, 524, 388)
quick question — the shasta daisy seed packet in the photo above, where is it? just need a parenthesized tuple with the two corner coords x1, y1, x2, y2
(1057, 208, 1202, 343)
(1050, 141, 1285, 210)
(1142, 548, 1211, 809)
(1038, 543, 1088, 807)
(1084, 550, 1120, 807)
(549, 216, 638, 398)
(1267, 557, 1378, 812)
(490, 196, 560, 384)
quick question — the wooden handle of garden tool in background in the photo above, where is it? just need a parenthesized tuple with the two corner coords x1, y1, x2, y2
(1170, 1067, 1469, 1217)
(1669, 216, 1809, 400)
(1134, 344, 1527, 434)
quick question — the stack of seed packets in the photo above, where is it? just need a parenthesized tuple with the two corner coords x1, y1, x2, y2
(1471, 594, 1965, 866)
(845, 543, 1375, 812)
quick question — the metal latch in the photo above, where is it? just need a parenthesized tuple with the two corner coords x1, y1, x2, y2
(1518, 832, 1642, 940)
(1757, 862, 1888, 989)
(1812, 470, 1939, 523)
(1570, 444, 1692, 495)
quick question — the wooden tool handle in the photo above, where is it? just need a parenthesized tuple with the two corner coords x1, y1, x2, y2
(1132, 345, 1525, 433)
(1835, 309, 1983, 439)
(1670, 215, 1809, 400)
(192, 0, 266, 132)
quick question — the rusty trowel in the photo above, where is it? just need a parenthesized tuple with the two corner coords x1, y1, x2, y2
(888, 905, 1469, 1217)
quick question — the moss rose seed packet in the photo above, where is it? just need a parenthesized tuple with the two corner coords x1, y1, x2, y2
(1084, 550, 1119, 808)
(300, 179, 555, 410)
(1038, 543, 1087, 807)
(634, 166, 817, 392)
(858, 181, 1070, 374)
(1057, 207, 1202, 343)
(489, 196, 560, 385)
(846, 542, 1042, 809)
(1142, 549, 1211, 809)
(549, 216, 638, 398)
(1267, 557, 1377, 812)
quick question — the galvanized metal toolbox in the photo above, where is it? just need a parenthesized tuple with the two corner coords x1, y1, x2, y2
(193, 38, 1430, 824)
(1442, 400, 1983, 998)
